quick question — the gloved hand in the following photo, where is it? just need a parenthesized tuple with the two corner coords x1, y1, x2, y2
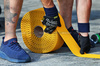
(42, 16, 61, 34)
(78, 35, 91, 54)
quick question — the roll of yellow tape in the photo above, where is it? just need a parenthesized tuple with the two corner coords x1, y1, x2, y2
(21, 8, 64, 53)
(21, 8, 100, 59)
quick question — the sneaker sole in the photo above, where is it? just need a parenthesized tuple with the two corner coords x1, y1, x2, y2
(0, 50, 31, 63)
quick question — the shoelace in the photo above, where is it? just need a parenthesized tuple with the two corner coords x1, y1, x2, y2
(8, 41, 21, 51)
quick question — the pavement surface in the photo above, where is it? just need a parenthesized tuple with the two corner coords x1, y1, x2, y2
(0, 0, 100, 66)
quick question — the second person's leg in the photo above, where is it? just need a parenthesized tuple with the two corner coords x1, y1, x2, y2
(57, 0, 79, 44)
(57, 0, 73, 29)
(4, 0, 22, 41)
(76, 0, 92, 54)
(0, 0, 31, 62)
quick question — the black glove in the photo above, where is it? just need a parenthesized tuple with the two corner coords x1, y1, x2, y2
(78, 35, 91, 54)
(42, 16, 61, 34)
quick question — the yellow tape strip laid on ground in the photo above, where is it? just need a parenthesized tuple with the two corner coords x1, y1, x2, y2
(21, 8, 100, 59)
(58, 14, 100, 59)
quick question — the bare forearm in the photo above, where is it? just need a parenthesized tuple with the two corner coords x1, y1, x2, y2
(41, 0, 54, 8)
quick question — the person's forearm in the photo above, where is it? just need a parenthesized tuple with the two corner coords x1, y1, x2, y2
(41, 0, 54, 8)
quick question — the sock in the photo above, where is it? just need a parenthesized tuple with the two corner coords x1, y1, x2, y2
(43, 5, 58, 17)
(78, 23, 90, 32)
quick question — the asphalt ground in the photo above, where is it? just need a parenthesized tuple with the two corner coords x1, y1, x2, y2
(0, 0, 100, 66)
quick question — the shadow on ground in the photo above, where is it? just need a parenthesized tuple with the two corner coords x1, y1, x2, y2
(25, 47, 74, 62)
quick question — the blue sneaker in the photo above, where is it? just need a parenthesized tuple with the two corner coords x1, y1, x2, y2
(0, 37, 31, 63)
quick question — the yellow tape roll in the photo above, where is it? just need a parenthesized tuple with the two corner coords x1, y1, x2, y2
(21, 8, 64, 53)
(21, 8, 100, 59)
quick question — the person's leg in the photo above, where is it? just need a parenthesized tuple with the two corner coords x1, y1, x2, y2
(4, 0, 22, 41)
(76, 0, 92, 37)
(0, 0, 31, 62)
(76, 0, 92, 54)
(41, 0, 61, 34)
(57, 0, 80, 44)
(57, 0, 73, 29)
